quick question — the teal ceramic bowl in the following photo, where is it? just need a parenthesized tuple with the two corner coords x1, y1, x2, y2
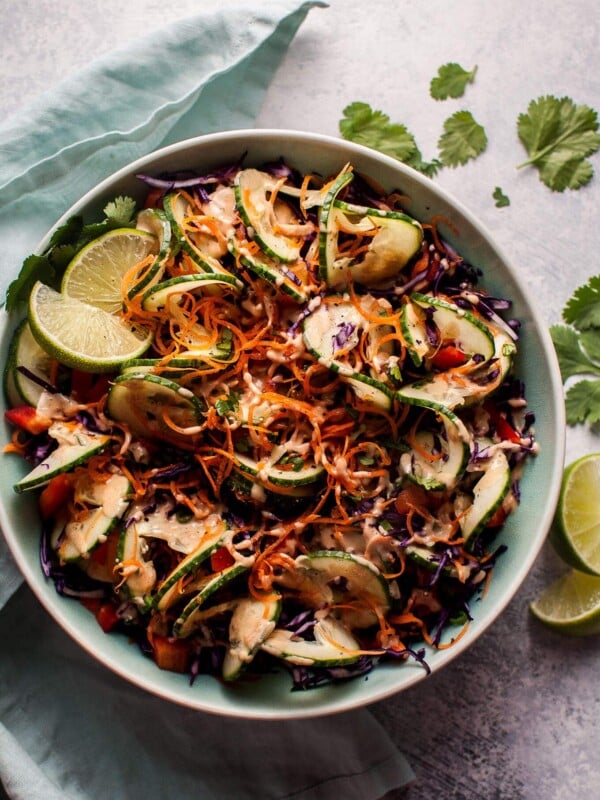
(0, 130, 565, 719)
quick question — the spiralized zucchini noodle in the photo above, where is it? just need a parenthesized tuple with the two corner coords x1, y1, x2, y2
(4, 159, 537, 689)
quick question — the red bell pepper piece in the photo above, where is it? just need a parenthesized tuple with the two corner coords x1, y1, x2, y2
(484, 401, 521, 443)
(95, 602, 121, 633)
(80, 598, 120, 633)
(210, 546, 235, 572)
(431, 345, 468, 371)
(5, 404, 52, 435)
(39, 473, 73, 520)
(152, 636, 192, 673)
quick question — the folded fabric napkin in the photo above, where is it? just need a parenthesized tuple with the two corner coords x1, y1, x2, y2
(0, 2, 414, 799)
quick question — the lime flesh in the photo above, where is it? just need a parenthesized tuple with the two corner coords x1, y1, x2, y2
(61, 228, 157, 313)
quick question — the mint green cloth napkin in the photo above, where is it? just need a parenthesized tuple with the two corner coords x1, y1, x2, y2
(0, 3, 414, 799)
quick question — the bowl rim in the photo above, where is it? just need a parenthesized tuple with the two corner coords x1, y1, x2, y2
(0, 128, 566, 719)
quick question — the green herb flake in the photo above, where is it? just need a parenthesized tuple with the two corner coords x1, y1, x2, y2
(215, 390, 241, 417)
(438, 111, 488, 167)
(430, 63, 477, 101)
(493, 186, 510, 207)
(357, 454, 376, 466)
(278, 454, 305, 472)
(517, 95, 600, 191)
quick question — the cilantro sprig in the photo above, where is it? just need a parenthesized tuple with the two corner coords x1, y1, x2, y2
(437, 110, 487, 167)
(339, 102, 441, 177)
(551, 276, 600, 426)
(430, 63, 477, 100)
(517, 96, 600, 191)
(5, 195, 137, 312)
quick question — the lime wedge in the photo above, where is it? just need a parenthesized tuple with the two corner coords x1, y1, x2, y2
(550, 453, 600, 575)
(61, 228, 157, 313)
(28, 282, 152, 372)
(530, 570, 600, 636)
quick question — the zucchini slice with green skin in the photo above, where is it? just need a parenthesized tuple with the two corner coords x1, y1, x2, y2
(116, 523, 157, 602)
(318, 169, 355, 286)
(411, 292, 495, 365)
(234, 169, 307, 263)
(344, 373, 394, 411)
(57, 472, 132, 562)
(151, 527, 227, 611)
(106, 372, 205, 443)
(233, 452, 326, 488)
(119, 359, 201, 379)
(261, 615, 361, 667)
(398, 325, 517, 413)
(229, 239, 310, 303)
(302, 297, 364, 364)
(405, 544, 468, 581)
(3, 353, 21, 409)
(401, 407, 471, 491)
(275, 550, 391, 629)
(14, 422, 111, 493)
(141, 273, 240, 312)
(173, 563, 249, 638)
(125, 502, 228, 555)
(128, 208, 173, 298)
(400, 300, 430, 367)
(163, 192, 242, 286)
(222, 593, 282, 681)
(460, 443, 512, 550)
(320, 197, 423, 288)
(5, 320, 55, 407)
(302, 299, 394, 410)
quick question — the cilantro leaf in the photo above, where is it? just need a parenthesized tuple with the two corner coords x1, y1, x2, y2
(5, 255, 55, 312)
(552, 276, 600, 427)
(430, 63, 477, 100)
(565, 380, 600, 426)
(340, 102, 417, 162)
(47, 215, 84, 249)
(215, 390, 241, 417)
(104, 196, 137, 227)
(550, 324, 600, 381)
(580, 329, 600, 364)
(493, 186, 510, 207)
(339, 102, 440, 176)
(562, 275, 600, 330)
(517, 95, 600, 191)
(438, 111, 488, 167)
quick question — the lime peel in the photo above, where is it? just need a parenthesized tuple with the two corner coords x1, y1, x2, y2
(550, 453, 600, 575)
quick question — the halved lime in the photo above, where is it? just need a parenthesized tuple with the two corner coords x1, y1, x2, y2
(530, 569, 600, 636)
(550, 454, 600, 575)
(28, 282, 152, 372)
(61, 228, 157, 313)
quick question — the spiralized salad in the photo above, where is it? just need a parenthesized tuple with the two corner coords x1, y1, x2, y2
(3, 158, 537, 689)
